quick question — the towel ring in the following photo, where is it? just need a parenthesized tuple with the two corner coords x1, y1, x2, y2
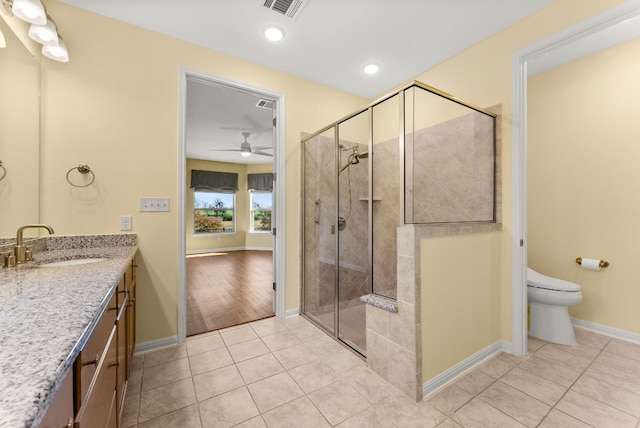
(66, 164, 95, 188)
(0, 161, 6, 181)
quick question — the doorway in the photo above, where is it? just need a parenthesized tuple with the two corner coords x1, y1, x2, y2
(511, 1, 640, 356)
(178, 69, 286, 341)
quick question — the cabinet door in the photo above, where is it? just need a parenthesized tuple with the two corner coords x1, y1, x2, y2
(37, 369, 74, 428)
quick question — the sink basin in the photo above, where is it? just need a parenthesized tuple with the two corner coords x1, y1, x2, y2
(38, 258, 106, 267)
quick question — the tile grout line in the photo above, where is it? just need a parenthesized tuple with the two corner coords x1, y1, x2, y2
(534, 336, 615, 427)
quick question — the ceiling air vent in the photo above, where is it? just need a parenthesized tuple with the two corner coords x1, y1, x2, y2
(256, 99, 275, 110)
(261, 0, 308, 20)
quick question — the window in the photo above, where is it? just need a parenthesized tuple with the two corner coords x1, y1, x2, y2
(194, 190, 235, 234)
(250, 192, 272, 233)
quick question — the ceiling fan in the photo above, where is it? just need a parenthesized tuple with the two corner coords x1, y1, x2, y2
(211, 132, 273, 157)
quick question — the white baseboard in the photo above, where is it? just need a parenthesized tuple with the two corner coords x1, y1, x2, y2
(572, 318, 640, 344)
(135, 336, 179, 354)
(186, 246, 272, 255)
(285, 307, 300, 317)
(422, 340, 504, 399)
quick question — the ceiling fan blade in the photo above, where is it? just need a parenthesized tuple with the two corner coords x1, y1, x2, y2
(209, 148, 242, 152)
(250, 145, 273, 151)
(253, 151, 273, 157)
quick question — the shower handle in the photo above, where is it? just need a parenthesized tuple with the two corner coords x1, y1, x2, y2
(314, 199, 320, 223)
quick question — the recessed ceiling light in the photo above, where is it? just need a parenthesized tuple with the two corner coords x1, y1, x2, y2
(363, 63, 380, 75)
(264, 26, 285, 42)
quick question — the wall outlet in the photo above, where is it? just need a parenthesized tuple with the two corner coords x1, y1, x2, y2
(140, 197, 170, 212)
(120, 215, 132, 231)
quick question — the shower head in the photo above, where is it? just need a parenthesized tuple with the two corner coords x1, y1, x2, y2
(339, 150, 368, 174)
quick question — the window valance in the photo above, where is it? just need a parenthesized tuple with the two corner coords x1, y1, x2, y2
(247, 173, 274, 192)
(190, 170, 238, 193)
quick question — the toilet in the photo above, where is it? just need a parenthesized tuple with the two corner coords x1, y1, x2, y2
(527, 268, 583, 346)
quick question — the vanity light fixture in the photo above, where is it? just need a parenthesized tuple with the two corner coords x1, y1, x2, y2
(0, 28, 5, 48)
(11, 0, 46, 25)
(28, 16, 58, 45)
(6, 0, 70, 61)
(263, 25, 285, 42)
(42, 36, 68, 62)
(363, 63, 380, 75)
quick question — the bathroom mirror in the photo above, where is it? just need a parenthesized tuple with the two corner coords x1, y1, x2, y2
(0, 15, 41, 240)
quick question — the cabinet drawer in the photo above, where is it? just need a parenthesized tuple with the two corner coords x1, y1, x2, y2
(76, 292, 117, 406)
(76, 327, 117, 427)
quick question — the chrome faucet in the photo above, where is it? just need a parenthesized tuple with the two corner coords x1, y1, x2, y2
(3, 224, 55, 267)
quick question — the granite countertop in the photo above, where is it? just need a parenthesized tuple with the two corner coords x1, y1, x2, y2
(0, 234, 137, 428)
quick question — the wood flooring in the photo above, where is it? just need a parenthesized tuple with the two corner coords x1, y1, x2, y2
(186, 250, 274, 336)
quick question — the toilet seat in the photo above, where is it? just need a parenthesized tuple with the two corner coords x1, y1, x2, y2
(527, 268, 581, 292)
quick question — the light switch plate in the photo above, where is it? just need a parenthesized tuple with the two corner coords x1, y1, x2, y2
(120, 215, 132, 231)
(140, 197, 170, 212)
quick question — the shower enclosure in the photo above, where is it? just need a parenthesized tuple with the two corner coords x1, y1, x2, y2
(301, 81, 496, 358)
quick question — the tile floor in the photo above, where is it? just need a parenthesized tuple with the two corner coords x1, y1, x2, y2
(122, 316, 640, 427)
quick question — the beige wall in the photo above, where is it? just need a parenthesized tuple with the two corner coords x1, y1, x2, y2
(421, 233, 501, 380)
(38, 0, 366, 344)
(186, 159, 273, 252)
(528, 37, 640, 334)
(406, 0, 628, 357)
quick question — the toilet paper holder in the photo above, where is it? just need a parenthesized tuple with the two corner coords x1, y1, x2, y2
(576, 257, 609, 268)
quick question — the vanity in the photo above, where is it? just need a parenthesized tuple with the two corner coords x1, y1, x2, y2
(0, 234, 137, 427)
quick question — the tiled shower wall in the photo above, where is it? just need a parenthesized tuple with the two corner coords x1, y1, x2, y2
(408, 110, 495, 223)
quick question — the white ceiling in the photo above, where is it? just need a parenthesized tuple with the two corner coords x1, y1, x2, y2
(57, 0, 556, 98)
(185, 78, 275, 165)
(58, 0, 558, 164)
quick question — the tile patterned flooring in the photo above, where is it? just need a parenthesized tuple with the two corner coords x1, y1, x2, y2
(122, 316, 640, 427)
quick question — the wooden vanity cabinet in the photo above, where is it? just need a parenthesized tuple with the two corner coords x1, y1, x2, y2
(38, 368, 74, 428)
(37, 257, 137, 428)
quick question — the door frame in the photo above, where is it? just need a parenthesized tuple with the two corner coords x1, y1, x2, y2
(510, 0, 640, 356)
(178, 68, 286, 342)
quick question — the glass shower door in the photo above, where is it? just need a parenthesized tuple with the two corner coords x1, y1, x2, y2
(302, 112, 370, 358)
(337, 112, 369, 356)
(302, 129, 336, 335)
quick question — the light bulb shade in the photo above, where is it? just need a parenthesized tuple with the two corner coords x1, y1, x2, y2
(264, 26, 284, 42)
(241, 151, 251, 157)
(363, 63, 380, 74)
(29, 20, 59, 46)
(42, 38, 69, 62)
(12, 0, 47, 25)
